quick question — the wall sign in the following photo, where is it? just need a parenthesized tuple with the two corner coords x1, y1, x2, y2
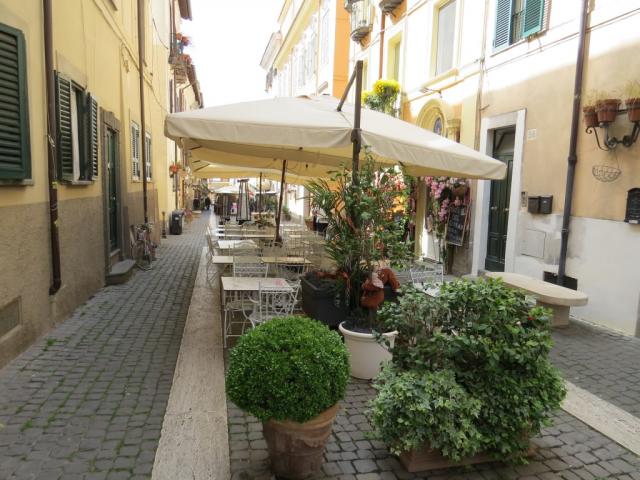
(625, 188, 640, 224)
(446, 203, 471, 247)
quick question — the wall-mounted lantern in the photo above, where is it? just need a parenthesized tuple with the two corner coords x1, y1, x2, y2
(584, 97, 640, 151)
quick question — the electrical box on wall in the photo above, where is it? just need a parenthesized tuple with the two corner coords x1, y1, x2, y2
(527, 195, 553, 214)
(625, 188, 640, 224)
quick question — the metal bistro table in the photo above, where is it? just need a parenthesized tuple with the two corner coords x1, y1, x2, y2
(211, 256, 311, 266)
(217, 240, 259, 252)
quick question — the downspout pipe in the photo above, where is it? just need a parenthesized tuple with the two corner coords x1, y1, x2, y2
(558, 0, 589, 285)
(43, 0, 62, 295)
(137, 0, 149, 224)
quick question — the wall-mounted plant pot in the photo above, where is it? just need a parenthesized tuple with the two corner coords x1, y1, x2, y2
(379, 0, 403, 13)
(626, 98, 640, 122)
(595, 99, 621, 124)
(583, 106, 598, 128)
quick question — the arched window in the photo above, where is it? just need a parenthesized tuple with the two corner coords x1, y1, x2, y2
(433, 116, 443, 136)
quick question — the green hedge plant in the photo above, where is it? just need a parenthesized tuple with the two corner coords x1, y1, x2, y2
(226, 316, 350, 423)
(370, 278, 566, 462)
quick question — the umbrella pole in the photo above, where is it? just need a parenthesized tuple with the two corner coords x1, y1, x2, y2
(258, 172, 263, 219)
(275, 160, 287, 245)
(338, 60, 364, 186)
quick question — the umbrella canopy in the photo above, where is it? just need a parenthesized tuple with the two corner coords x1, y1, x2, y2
(165, 95, 506, 180)
(190, 159, 319, 185)
(214, 184, 256, 195)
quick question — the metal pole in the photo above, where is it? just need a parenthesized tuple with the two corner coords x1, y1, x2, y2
(558, 0, 589, 285)
(258, 172, 263, 217)
(137, 0, 149, 224)
(352, 60, 364, 184)
(275, 160, 287, 244)
(43, 0, 61, 295)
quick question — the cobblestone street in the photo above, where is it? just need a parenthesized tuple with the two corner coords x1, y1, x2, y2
(0, 213, 208, 480)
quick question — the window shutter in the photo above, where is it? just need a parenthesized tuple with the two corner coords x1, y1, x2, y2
(55, 73, 74, 181)
(145, 134, 152, 181)
(86, 93, 98, 179)
(0, 24, 31, 180)
(522, 0, 544, 37)
(493, 0, 513, 50)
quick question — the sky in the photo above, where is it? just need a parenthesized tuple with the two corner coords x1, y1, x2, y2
(181, 0, 282, 107)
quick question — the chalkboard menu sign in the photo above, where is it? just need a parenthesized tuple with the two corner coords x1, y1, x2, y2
(446, 204, 470, 246)
(625, 188, 640, 224)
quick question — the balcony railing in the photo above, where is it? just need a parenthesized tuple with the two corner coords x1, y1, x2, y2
(349, 0, 373, 42)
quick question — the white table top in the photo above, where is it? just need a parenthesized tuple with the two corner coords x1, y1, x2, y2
(221, 277, 292, 292)
(211, 256, 311, 265)
(217, 240, 258, 250)
(216, 233, 274, 239)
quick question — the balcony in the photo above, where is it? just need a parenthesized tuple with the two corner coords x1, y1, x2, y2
(379, 0, 403, 13)
(349, 0, 373, 42)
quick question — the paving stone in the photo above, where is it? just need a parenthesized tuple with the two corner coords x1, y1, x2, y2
(0, 214, 208, 479)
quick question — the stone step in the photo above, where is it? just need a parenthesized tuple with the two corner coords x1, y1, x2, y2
(106, 259, 136, 285)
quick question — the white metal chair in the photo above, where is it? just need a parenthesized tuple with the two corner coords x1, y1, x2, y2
(248, 282, 299, 327)
(410, 262, 444, 286)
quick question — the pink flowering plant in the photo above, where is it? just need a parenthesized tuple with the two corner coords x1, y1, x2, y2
(424, 176, 469, 260)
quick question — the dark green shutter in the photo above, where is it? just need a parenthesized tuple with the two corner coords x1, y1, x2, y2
(55, 73, 74, 181)
(522, 0, 544, 37)
(493, 0, 513, 50)
(0, 23, 30, 180)
(86, 93, 98, 179)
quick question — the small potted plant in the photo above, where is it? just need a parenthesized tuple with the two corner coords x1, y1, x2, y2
(595, 90, 621, 124)
(226, 316, 350, 479)
(624, 80, 640, 122)
(369, 280, 566, 471)
(306, 155, 412, 379)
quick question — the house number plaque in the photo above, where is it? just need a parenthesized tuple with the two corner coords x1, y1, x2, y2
(624, 188, 640, 224)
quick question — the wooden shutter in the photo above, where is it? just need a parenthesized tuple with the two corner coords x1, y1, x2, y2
(86, 93, 98, 179)
(0, 24, 30, 180)
(522, 0, 544, 37)
(55, 73, 74, 181)
(493, 0, 513, 50)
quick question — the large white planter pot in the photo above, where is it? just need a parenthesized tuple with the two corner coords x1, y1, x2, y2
(338, 322, 397, 380)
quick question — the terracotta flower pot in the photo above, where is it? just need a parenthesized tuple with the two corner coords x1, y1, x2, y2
(583, 106, 598, 128)
(262, 403, 340, 479)
(626, 98, 640, 122)
(595, 99, 621, 124)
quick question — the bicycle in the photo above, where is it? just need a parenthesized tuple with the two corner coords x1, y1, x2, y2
(130, 223, 156, 270)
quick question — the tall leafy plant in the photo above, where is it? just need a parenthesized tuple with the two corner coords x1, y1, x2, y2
(307, 154, 413, 330)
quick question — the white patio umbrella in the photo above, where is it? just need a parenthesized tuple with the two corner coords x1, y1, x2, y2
(165, 97, 506, 180)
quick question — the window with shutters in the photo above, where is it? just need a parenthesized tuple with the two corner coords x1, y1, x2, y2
(493, 0, 545, 51)
(144, 132, 152, 181)
(55, 72, 98, 182)
(0, 23, 31, 181)
(131, 121, 141, 180)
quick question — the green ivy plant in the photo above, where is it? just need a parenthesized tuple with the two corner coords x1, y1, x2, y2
(306, 154, 413, 330)
(370, 279, 567, 462)
(225, 316, 350, 423)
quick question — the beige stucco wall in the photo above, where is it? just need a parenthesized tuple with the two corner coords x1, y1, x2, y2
(0, 0, 173, 366)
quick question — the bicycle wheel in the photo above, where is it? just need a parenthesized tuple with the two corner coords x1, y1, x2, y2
(133, 240, 152, 270)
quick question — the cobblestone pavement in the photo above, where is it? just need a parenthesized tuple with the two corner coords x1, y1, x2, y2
(551, 321, 640, 418)
(228, 379, 640, 480)
(0, 212, 208, 480)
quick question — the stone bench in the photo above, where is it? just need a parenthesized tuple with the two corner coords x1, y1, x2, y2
(485, 272, 588, 327)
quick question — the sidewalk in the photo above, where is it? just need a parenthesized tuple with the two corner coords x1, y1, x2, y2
(0, 212, 208, 480)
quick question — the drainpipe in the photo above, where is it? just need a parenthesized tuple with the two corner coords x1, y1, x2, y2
(43, 0, 62, 295)
(558, 0, 589, 285)
(137, 0, 149, 224)
(378, 13, 385, 79)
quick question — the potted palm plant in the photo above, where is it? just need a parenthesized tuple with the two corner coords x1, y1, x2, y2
(305, 154, 412, 379)
(226, 316, 349, 479)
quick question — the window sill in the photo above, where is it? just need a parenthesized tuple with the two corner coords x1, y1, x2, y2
(0, 179, 34, 186)
(421, 68, 459, 92)
(491, 30, 547, 57)
(132, 178, 154, 183)
(64, 180, 94, 186)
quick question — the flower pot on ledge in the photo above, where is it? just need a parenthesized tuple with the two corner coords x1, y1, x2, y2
(595, 99, 621, 124)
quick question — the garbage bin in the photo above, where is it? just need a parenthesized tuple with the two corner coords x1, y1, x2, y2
(170, 210, 183, 235)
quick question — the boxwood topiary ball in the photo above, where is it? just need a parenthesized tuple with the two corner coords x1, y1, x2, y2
(226, 316, 350, 423)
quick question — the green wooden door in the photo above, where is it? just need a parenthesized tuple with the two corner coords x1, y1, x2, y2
(106, 128, 119, 251)
(485, 128, 515, 272)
